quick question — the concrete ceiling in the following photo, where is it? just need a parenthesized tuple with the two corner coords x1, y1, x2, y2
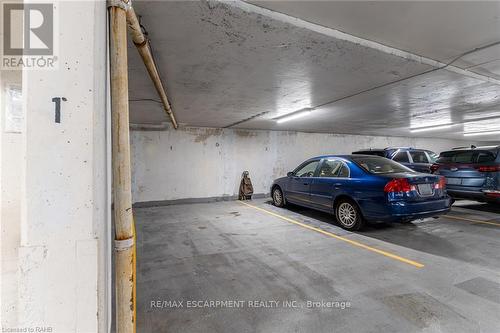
(250, 1, 500, 66)
(128, 1, 500, 141)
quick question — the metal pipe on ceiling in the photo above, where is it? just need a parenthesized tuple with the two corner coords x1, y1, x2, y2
(126, 7, 178, 129)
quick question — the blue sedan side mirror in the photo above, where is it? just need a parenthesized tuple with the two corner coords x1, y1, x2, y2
(287, 172, 294, 177)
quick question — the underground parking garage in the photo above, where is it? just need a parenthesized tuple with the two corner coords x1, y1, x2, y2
(1, 1, 500, 332)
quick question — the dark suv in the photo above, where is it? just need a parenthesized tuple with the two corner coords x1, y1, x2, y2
(431, 146, 500, 203)
(352, 147, 438, 173)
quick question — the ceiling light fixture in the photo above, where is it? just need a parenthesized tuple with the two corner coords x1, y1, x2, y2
(275, 108, 313, 124)
(410, 124, 455, 133)
(463, 130, 500, 137)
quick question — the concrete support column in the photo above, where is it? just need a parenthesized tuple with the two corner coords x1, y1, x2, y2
(0, 1, 109, 332)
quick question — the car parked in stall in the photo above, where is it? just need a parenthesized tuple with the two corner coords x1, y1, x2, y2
(352, 147, 439, 173)
(430, 145, 500, 203)
(271, 155, 452, 230)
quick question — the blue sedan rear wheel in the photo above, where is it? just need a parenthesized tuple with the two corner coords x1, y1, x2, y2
(272, 187, 285, 207)
(335, 199, 364, 231)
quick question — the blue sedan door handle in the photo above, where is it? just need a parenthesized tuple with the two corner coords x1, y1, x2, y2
(334, 183, 342, 188)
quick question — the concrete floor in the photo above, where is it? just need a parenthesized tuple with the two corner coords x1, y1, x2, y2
(135, 199, 500, 333)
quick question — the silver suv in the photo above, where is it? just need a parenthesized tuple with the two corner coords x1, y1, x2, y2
(431, 145, 500, 203)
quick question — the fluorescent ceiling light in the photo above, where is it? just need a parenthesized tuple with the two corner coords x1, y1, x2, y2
(464, 112, 500, 121)
(410, 124, 454, 133)
(463, 130, 500, 137)
(275, 109, 313, 124)
(463, 118, 500, 133)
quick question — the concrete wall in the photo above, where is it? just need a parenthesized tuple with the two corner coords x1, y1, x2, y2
(0, 70, 22, 329)
(131, 126, 474, 204)
(1, 1, 109, 332)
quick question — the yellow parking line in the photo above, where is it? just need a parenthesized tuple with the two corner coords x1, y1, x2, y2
(444, 215, 500, 227)
(238, 201, 424, 269)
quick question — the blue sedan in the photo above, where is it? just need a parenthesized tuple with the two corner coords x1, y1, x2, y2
(271, 155, 452, 230)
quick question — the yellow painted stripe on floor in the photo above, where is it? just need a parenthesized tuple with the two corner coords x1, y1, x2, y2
(238, 201, 424, 268)
(445, 215, 500, 226)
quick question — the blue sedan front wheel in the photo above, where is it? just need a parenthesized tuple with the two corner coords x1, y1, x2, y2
(272, 186, 285, 207)
(335, 199, 364, 231)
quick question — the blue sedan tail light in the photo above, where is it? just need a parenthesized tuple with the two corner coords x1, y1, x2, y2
(434, 176, 446, 190)
(384, 178, 414, 201)
(384, 178, 412, 193)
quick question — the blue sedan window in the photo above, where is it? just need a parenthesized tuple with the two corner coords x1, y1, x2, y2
(318, 160, 350, 178)
(352, 156, 414, 174)
(338, 165, 349, 178)
(318, 160, 342, 177)
(295, 160, 320, 177)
